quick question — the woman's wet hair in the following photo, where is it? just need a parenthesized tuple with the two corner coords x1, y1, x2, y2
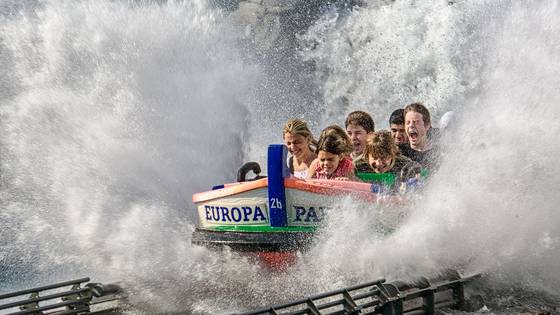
(364, 130, 399, 160)
(315, 133, 353, 156)
(283, 119, 317, 148)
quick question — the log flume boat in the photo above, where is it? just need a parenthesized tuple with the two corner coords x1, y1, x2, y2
(191, 144, 406, 268)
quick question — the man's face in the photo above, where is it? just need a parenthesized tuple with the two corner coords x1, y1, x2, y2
(405, 111, 429, 149)
(390, 123, 408, 145)
(346, 124, 371, 156)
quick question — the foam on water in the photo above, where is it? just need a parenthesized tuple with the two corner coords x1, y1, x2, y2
(0, 0, 256, 289)
(1, 0, 559, 313)
(300, 0, 560, 298)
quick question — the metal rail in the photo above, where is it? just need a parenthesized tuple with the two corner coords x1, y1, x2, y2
(1, 272, 480, 315)
(0, 278, 124, 315)
(236, 273, 480, 315)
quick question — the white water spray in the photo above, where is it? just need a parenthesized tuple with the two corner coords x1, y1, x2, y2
(300, 0, 560, 298)
(0, 0, 257, 289)
(1, 0, 560, 313)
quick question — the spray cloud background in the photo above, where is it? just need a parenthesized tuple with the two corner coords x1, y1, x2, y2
(1, 0, 559, 312)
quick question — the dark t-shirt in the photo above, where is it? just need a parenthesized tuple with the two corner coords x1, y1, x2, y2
(353, 154, 374, 173)
(388, 155, 413, 177)
(398, 143, 439, 170)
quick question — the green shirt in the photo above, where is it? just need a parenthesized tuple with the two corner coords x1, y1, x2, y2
(353, 154, 374, 173)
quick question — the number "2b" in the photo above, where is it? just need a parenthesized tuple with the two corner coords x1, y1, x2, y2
(270, 198, 283, 209)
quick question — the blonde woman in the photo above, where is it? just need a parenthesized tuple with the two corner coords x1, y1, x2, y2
(283, 119, 317, 179)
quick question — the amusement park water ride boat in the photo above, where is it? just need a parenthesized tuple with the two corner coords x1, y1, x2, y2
(191, 144, 405, 266)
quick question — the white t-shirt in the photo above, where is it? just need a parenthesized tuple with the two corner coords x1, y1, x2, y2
(293, 169, 308, 179)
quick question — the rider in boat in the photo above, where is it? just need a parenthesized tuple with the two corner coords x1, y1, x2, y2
(307, 132, 356, 181)
(389, 108, 408, 146)
(401, 103, 440, 170)
(283, 119, 317, 179)
(345, 111, 375, 171)
(307, 124, 354, 174)
(364, 130, 414, 176)
(358, 130, 423, 192)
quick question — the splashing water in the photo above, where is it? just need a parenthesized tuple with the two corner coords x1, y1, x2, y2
(300, 0, 560, 302)
(1, 0, 560, 313)
(0, 0, 256, 288)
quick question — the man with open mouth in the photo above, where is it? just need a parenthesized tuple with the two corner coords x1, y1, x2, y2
(400, 102, 439, 170)
(344, 110, 375, 173)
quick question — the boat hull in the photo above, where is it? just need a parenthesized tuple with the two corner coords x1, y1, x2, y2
(191, 177, 390, 254)
(191, 228, 313, 252)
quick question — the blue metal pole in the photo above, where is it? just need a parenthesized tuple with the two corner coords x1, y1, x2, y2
(267, 144, 289, 227)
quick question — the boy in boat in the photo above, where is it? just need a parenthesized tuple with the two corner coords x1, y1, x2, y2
(357, 130, 422, 192)
(307, 132, 356, 180)
(283, 119, 317, 179)
(365, 130, 412, 175)
(401, 102, 439, 169)
(345, 111, 375, 172)
(389, 109, 409, 146)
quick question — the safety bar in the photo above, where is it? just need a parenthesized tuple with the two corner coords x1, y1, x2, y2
(0, 278, 124, 315)
(236, 273, 480, 315)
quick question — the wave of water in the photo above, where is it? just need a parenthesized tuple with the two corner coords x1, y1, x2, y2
(300, 0, 560, 303)
(1, 0, 559, 313)
(0, 0, 257, 289)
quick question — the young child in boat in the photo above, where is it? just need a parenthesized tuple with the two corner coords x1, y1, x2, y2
(306, 125, 353, 179)
(307, 133, 356, 180)
(361, 130, 418, 182)
(283, 119, 317, 179)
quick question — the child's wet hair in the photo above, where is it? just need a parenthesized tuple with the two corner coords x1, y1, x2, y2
(364, 130, 399, 159)
(316, 133, 353, 156)
(319, 125, 352, 149)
